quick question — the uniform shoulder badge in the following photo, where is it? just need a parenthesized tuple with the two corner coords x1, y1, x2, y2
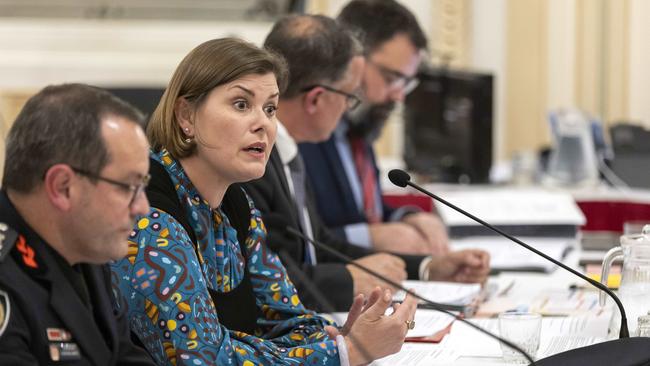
(0, 222, 18, 263)
(0, 290, 10, 337)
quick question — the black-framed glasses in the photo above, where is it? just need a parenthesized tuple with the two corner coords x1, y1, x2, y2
(367, 59, 420, 94)
(71, 167, 150, 207)
(301, 84, 362, 110)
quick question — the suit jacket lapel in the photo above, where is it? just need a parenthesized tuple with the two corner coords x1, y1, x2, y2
(270, 148, 292, 199)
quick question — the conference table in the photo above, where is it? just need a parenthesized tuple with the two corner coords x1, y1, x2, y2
(370, 249, 616, 365)
(372, 182, 650, 364)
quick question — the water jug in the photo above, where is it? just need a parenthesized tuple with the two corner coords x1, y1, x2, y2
(600, 225, 650, 335)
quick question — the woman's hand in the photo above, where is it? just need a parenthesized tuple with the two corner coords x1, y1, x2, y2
(339, 287, 417, 365)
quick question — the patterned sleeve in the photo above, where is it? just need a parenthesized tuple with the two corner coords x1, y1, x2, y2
(110, 208, 341, 366)
(240, 197, 337, 345)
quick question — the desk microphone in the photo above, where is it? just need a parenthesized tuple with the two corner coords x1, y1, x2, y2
(387, 168, 629, 339)
(266, 218, 536, 365)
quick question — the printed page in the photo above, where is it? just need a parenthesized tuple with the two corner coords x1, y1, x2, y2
(326, 310, 456, 338)
(393, 280, 482, 305)
(371, 342, 459, 365)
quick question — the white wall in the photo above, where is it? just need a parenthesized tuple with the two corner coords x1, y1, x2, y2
(0, 19, 272, 89)
(470, 0, 506, 161)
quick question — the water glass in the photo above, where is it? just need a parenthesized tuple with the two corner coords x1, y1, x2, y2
(498, 312, 542, 364)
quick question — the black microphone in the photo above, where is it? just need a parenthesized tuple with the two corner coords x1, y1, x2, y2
(388, 168, 629, 339)
(267, 218, 536, 365)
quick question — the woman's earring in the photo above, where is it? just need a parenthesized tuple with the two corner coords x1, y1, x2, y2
(183, 127, 191, 143)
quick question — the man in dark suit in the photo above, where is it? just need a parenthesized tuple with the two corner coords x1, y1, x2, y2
(300, 0, 451, 257)
(245, 14, 490, 311)
(0, 84, 155, 365)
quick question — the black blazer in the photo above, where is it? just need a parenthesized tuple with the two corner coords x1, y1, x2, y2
(299, 132, 398, 240)
(244, 148, 423, 311)
(0, 192, 154, 366)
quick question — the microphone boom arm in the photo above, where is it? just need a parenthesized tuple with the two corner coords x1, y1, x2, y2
(401, 178, 629, 339)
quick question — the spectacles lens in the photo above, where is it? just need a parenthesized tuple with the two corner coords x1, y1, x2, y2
(129, 176, 150, 206)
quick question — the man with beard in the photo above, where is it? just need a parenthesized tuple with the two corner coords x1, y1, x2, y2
(299, 0, 455, 258)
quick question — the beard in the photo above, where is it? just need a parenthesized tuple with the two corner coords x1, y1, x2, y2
(345, 101, 396, 142)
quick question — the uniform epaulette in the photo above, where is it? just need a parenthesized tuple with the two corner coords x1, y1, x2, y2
(0, 222, 18, 263)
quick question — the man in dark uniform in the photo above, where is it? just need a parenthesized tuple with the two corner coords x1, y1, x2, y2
(0, 84, 155, 365)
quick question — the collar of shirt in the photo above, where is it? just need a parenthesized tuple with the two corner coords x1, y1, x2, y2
(333, 117, 350, 141)
(274, 120, 298, 166)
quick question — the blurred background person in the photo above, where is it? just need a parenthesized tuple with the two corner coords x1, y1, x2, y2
(300, 0, 451, 257)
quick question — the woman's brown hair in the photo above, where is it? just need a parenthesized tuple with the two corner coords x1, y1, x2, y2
(147, 37, 288, 158)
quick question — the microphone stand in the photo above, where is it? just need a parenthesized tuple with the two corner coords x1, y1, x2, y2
(285, 226, 536, 365)
(389, 169, 629, 339)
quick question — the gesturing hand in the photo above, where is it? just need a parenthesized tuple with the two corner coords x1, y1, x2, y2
(342, 287, 417, 365)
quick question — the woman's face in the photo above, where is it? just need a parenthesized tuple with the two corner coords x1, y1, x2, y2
(186, 73, 279, 184)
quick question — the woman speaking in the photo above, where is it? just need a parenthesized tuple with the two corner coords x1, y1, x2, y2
(110, 37, 415, 366)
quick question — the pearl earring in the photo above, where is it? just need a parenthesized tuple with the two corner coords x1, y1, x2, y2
(183, 127, 192, 143)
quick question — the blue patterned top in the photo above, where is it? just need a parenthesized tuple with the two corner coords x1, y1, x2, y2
(110, 150, 341, 366)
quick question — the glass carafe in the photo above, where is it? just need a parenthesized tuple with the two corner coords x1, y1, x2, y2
(600, 225, 650, 336)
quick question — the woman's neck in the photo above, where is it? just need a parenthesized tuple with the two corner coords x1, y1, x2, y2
(178, 155, 229, 209)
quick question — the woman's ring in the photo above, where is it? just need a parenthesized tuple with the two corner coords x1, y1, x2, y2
(405, 319, 416, 330)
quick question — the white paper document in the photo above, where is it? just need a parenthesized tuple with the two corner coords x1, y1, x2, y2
(538, 335, 605, 358)
(540, 314, 610, 338)
(444, 314, 610, 359)
(371, 342, 459, 365)
(393, 280, 482, 305)
(451, 236, 573, 272)
(326, 309, 456, 339)
(406, 309, 456, 338)
(445, 318, 502, 357)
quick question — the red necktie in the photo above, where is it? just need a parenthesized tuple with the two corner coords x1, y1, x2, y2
(350, 137, 381, 223)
